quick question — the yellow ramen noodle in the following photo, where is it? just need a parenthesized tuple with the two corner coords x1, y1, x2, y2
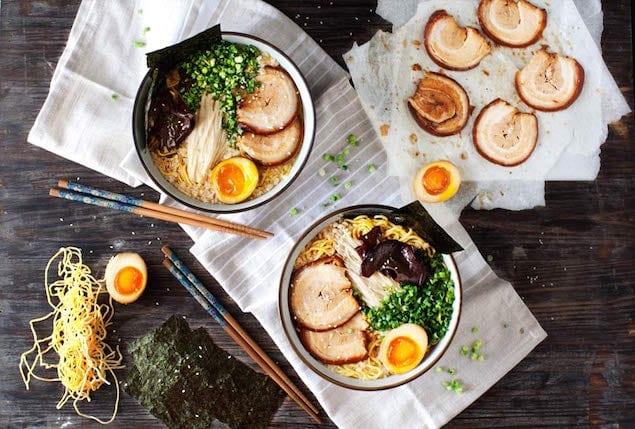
(19, 247, 124, 424)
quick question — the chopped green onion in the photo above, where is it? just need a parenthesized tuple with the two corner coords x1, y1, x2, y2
(359, 262, 454, 339)
(347, 134, 359, 146)
(179, 41, 261, 144)
(290, 207, 298, 216)
(330, 194, 341, 202)
(486, 255, 494, 262)
(471, 326, 478, 334)
(318, 168, 326, 177)
(323, 153, 335, 162)
(469, 338, 484, 361)
(330, 176, 339, 184)
(133, 41, 146, 48)
(344, 181, 353, 190)
(447, 368, 455, 375)
(336, 154, 345, 166)
(322, 202, 331, 208)
(442, 379, 463, 393)
(343, 147, 350, 156)
(341, 164, 348, 171)
(435, 366, 443, 373)
(111, 94, 118, 100)
(451, 380, 463, 393)
(367, 164, 377, 173)
(460, 345, 469, 356)
(143, 26, 151, 34)
(503, 322, 509, 329)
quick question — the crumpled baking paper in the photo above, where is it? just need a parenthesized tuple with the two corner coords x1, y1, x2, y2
(345, 0, 630, 218)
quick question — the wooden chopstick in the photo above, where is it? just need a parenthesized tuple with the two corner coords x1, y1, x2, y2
(160, 246, 321, 423)
(57, 180, 272, 238)
(49, 186, 270, 240)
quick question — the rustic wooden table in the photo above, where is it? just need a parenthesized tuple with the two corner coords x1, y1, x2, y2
(1, 1, 633, 428)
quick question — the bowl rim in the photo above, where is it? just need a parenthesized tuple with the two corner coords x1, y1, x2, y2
(278, 204, 463, 391)
(132, 31, 316, 213)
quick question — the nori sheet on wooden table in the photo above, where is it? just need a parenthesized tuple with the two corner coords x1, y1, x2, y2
(124, 316, 286, 429)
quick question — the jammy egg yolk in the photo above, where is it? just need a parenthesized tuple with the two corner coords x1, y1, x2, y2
(387, 336, 421, 370)
(423, 166, 451, 195)
(217, 163, 245, 197)
(210, 157, 259, 204)
(379, 323, 428, 374)
(114, 266, 144, 295)
(104, 252, 147, 304)
(412, 160, 461, 203)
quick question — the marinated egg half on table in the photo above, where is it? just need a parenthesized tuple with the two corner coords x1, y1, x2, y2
(105, 252, 147, 304)
(412, 160, 461, 203)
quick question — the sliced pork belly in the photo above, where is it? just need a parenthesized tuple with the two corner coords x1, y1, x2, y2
(473, 99, 538, 166)
(237, 116, 302, 166)
(237, 66, 299, 134)
(408, 72, 470, 137)
(424, 10, 491, 71)
(478, 0, 547, 48)
(300, 313, 369, 365)
(290, 256, 359, 331)
(515, 49, 584, 112)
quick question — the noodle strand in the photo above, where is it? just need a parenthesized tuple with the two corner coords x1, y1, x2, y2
(19, 247, 123, 424)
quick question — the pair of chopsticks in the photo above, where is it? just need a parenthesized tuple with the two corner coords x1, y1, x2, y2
(160, 245, 320, 424)
(49, 180, 272, 240)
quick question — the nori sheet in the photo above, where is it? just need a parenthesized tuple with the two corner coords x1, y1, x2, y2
(124, 316, 286, 429)
(146, 24, 222, 71)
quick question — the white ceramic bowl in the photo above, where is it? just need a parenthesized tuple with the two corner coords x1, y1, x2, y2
(133, 32, 315, 213)
(279, 205, 462, 390)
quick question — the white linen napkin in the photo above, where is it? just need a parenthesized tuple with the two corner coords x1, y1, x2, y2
(27, 0, 202, 186)
(30, 0, 547, 427)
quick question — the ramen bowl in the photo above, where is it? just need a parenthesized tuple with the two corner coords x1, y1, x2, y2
(133, 32, 315, 213)
(279, 205, 462, 390)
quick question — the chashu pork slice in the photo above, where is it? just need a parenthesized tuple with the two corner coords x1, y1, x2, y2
(473, 99, 538, 166)
(290, 256, 359, 332)
(237, 66, 299, 135)
(408, 72, 470, 137)
(515, 49, 584, 112)
(478, 0, 547, 48)
(300, 313, 369, 365)
(237, 116, 303, 166)
(424, 10, 491, 71)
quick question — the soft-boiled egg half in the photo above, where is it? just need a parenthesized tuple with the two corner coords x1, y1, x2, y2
(379, 323, 429, 374)
(210, 157, 259, 204)
(412, 160, 461, 203)
(105, 252, 147, 304)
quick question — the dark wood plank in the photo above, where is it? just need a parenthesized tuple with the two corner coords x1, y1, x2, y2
(0, 1, 633, 428)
